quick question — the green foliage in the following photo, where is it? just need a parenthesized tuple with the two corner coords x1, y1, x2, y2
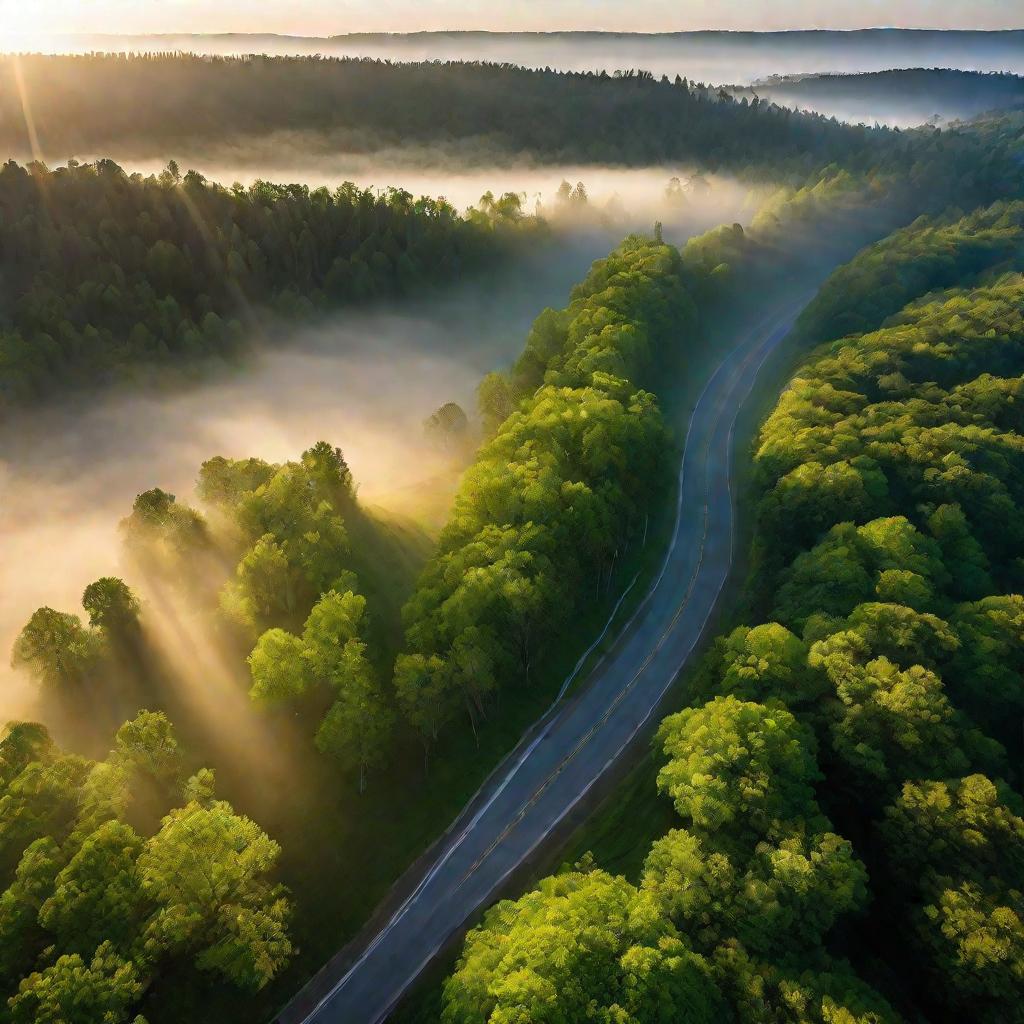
(640, 827, 866, 956)
(247, 630, 310, 706)
(248, 590, 392, 789)
(398, 237, 688, 754)
(0, 838, 64, 983)
(714, 624, 823, 708)
(119, 488, 212, 590)
(948, 595, 1024, 742)
(442, 867, 723, 1024)
(208, 444, 360, 631)
(138, 799, 291, 989)
(81, 578, 141, 636)
(8, 941, 145, 1024)
(10, 608, 103, 690)
(655, 698, 822, 843)
(879, 775, 1024, 1020)
(38, 820, 146, 957)
(0, 718, 291, 1019)
(735, 218, 1024, 1016)
(0, 157, 535, 412)
(796, 202, 1024, 346)
(712, 942, 904, 1024)
(4, 54, 1023, 211)
(441, 204, 1024, 1024)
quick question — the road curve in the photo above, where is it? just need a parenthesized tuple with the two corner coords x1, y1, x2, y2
(276, 297, 808, 1024)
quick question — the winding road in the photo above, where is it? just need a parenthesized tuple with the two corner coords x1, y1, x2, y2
(275, 296, 808, 1024)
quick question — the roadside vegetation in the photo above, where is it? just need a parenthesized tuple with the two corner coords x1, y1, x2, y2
(433, 203, 1024, 1024)
(3, 58, 1024, 1024)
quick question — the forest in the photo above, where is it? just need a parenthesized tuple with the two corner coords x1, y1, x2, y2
(0, 158, 538, 414)
(0, 54, 1021, 193)
(0, 157, 889, 1022)
(1, 26, 1024, 1024)
(431, 202, 1024, 1024)
(730, 68, 1024, 126)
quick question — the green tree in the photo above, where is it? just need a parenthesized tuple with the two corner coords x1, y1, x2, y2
(38, 820, 146, 957)
(641, 827, 866, 956)
(247, 629, 309, 706)
(112, 712, 181, 790)
(11, 608, 101, 689)
(82, 578, 142, 636)
(138, 798, 292, 989)
(712, 942, 904, 1024)
(655, 697, 822, 843)
(442, 867, 722, 1024)
(424, 402, 470, 451)
(8, 942, 145, 1024)
(0, 837, 64, 983)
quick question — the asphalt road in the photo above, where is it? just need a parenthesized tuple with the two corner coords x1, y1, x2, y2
(276, 298, 807, 1024)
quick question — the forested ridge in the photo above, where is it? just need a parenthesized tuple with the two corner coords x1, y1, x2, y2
(434, 204, 1024, 1022)
(2, 59, 1023, 417)
(730, 68, 1024, 122)
(0, 157, 536, 414)
(393, 236, 685, 757)
(794, 200, 1024, 345)
(2, 54, 1023, 191)
(2, 53, 888, 171)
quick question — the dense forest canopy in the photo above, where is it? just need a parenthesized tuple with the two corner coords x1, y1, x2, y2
(0, 53, 1014, 183)
(438, 202, 1024, 1024)
(729, 68, 1024, 126)
(0, 714, 292, 1021)
(389, 169, 890, 763)
(0, 429, 430, 1021)
(1, 60, 1023, 418)
(795, 200, 1024, 345)
(0, 169, 861, 1022)
(0, 157, 538, 414)
(3, 38, 1024, 1024)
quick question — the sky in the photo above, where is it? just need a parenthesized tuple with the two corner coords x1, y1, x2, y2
(0, 0, 1020, 38)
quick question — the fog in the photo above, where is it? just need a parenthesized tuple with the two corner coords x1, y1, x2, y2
(61, 152, 757, 224)
(731, 71, 1024, 128)
(0, 173, 749, 729)
(17, 29, 1024, 84)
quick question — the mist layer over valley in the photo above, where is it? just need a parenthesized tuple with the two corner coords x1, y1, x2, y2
(730, 68, 1024, 127)
(3, 25, 1023, 1024)
(0, 175, 744, 724)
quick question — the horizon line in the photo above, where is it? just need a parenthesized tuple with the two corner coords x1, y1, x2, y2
(8, 26, 1024, 40)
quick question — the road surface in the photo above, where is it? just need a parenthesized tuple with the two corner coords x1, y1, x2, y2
(276, 298, 807, 1024)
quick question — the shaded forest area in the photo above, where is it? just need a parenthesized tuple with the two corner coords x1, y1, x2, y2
(434, 203, 1024, 1024)
(1, 435, 435, 1022)
(731, 68, 1024, 125)
(1, 54, 1022, 189)
(0, 158, 538, 414)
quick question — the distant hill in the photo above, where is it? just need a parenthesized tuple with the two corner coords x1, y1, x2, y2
(0, 53, 895, 175)
(10, 29, 1024, 84)
(731, 68, 1024, 127)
